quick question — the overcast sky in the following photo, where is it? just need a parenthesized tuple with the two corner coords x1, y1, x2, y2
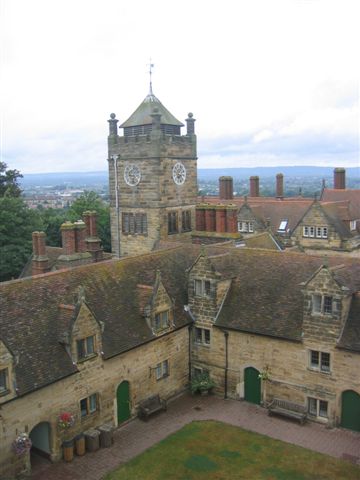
(1, 0, 359, 174)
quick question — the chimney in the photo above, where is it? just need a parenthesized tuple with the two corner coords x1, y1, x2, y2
(83, 211, 103, 261)
(276, 173, 284, 198)
(186, 112, 196, 135)
(74, 220, 87, 253)
(32, 231, 50, 276)
(61, 222, 76, 256)
(249, 176, 260, 197)
(219, 176, 234, 200)
(334, 168, 346, 189)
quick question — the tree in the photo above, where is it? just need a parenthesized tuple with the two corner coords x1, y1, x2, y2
(0, 162, 23, 197)
(69, 191, 111, 252)
(39, 208, 69, 247)
(0, 197, 43, 281)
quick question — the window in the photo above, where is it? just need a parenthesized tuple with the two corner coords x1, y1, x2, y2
(309, 350, 330, 372)
(303, 225, 328, 238)
(80, 393, 98, 417)
(238, 221, 254, 233)
(350, 220, 357, 231)
(77, 336, 95, 360)
(168, 212, 178, 234)
(155, 360, 169, 380)
(122, 213, 147, 235)
(308, 397, 328, 418)
(312, 295, 333, 315)
(182, 211, 192, 232)
(0, 368, 8, 394)
(278, 220, 288, 232)
(194, 279, 211, 297)
(194, 327, 211, 345)
(153, 310, 169, 331)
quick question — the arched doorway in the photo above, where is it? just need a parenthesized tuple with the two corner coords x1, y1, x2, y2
(29, 422, 51, 463)
(117, 380, 131, 424)
(244, 367, 261, 405)
(341, 390, 360, 432)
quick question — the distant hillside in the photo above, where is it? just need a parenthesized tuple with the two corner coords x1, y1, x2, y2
(19, 166, 359, 188)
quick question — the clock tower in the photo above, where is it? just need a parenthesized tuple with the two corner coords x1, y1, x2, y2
(107, 90, 197, 257)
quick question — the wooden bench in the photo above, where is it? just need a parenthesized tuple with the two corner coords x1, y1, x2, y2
(267, 398, 307, 424)
(138, 394, 167, 421)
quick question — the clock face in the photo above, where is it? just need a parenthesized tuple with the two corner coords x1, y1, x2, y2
(172, 162, 186, 185)
(124, 164, 141, 186)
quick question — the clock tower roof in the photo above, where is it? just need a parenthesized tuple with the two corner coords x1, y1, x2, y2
(120, 92, 184, 128)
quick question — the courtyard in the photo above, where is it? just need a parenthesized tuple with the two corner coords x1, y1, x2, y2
(30, 393, 360, 480)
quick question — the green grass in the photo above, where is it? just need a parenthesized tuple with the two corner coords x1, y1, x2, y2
(104, 420, 359, 480)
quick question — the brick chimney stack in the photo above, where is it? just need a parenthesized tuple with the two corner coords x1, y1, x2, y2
(249, 176, 260, 197)
(83, 211, 103, 261)
(32, 231, 50, 276)
(276, 173, 284, 198)
(334, 167, 346, 189)
(61, 222, 76, 256)
(74, 220, 87, 253)
(219, 176, 234, 200)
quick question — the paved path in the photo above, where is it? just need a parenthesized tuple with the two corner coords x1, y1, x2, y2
(30, 393, 360, 480)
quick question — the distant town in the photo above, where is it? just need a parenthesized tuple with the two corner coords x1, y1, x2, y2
(20, 166, 360, 210)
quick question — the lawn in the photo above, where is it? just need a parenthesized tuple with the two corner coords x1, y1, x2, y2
(104, 420, 359, 480)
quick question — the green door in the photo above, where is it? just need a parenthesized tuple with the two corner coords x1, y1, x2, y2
(341, 390, 360, 432)
(244, 367, 261, 405)
(117, 381, 131, 424)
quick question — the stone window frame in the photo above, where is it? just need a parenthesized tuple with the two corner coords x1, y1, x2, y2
(181, 210, 192, 232)
(168, 212, 178, 234)
(309, 350, 331, 373)
(155, 360, 169, 380)
(80, 393, 98, 418)
(312, 294, 333, 315)
(194, 327, 211, 346)
(122, 212, 147, 235)
(0, 368, 9, 396)
(308, 397, 328, 419)
(76, 335, 96, 362)
(192, 366, 209, 378)
(153, 310, 170, 332)
(237, 221, 254, 233)
(194, 279, 211, 297)
(303, 225, 328, 239)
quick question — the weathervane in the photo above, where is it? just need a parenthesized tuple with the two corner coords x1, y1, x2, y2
(147, 58, 154, 95)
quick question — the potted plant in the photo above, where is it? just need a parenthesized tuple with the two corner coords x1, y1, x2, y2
(190, 372, 216, 395)
(12, 433, 32, 456)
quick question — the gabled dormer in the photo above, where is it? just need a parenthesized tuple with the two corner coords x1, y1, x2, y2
(187, 250, 231, 323)
(0, 338, 16, 403)
(143, 270, 175, 335)
(301, 264, 352, 343)
(62, 287, 104, 364)
(237, 202, 266, 235)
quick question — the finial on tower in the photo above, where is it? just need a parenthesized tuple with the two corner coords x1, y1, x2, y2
(147, 58, 154, 95)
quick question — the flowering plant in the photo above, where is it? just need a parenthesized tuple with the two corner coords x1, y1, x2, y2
(12, 433, 32, 455)
(258, 366, 271, 381)
(58, 412, 75, 430)
(190, 372, 216, 394)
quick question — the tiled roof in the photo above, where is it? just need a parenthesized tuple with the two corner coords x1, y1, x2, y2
(214, 249, 360, 343)
(1, 245, 360, 398)
(338, 294, 360, 352)
(321, 189, 360, 218)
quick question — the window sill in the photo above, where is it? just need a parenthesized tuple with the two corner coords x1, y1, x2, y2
(194, 342, 211, 348)
(81, 410, 99, 421)
(307, 367, 331, 375)
(156, 374, 169, 381)
(77, 353, 98, 364)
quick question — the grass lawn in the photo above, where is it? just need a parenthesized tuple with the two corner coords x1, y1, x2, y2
(104, 420, 359, 480)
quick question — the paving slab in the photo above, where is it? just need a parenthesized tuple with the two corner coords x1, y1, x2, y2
(30, 393, 360, 479)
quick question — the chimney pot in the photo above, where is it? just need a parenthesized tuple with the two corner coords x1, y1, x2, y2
(249, 176, 260, 197)
(219, 176, 234, 200)
(276, 173, 284, 198)
(334, 167, 346, 189)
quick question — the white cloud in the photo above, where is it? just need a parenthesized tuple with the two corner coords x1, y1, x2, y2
(1, 0, 359, 173)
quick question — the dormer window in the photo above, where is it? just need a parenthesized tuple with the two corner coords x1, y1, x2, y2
(0, 368, 8, 395)
(77, 335, 95, 361)
(194, 279, 211, 296)
(312, 295, 333, 315)
(238, 221, 254, 233)
(153, 310, 169, 331)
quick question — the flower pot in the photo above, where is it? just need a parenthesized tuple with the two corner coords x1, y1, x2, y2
(63, 439, 74, 462)
(75, 434, 86, 456)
